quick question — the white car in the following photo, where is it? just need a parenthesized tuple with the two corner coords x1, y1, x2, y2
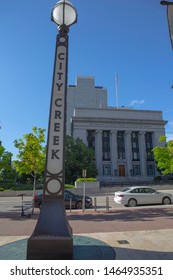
(114, 186, 173, 207)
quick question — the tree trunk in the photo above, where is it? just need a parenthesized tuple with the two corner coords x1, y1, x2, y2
(31, 174, 36, 214)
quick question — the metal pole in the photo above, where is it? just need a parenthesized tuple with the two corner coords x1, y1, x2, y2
(115, 74, 119, 109)
(82, 169, 86, 212)
(70, 197, 72, 213)
(21, 194, 25, 217)
(82, 180, 86, 212)
(94, 197, 97, 211)
(106, 196, 109, 212)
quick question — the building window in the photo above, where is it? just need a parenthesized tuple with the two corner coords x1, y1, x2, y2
(102, 130, 110, 160)
(132, 165, 141, 176)
(103, 164, 111, 175)
(145, 132, 154, 160)
(133, 152, 140, 160)
(147, 164, 155, 176)
(119, 165, 125, 176)
(131, 131, 140, 161)
(87, 130, 95, 160)
(117, 131, 125, 159)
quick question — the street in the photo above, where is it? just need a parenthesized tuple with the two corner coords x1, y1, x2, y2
(1, 191, 173, 212)
(0, 192, 173, 236)
(0, 194, 121, 213)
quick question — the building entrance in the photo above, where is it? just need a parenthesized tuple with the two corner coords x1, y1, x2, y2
(119, 165, 125, 177)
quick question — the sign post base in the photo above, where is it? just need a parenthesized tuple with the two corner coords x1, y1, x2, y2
(27, 199, 73, 260)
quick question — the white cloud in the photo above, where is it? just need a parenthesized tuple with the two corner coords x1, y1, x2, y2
(166, 133, 173, 141)
(168, 121, 173, 128)
(166, 121, 173, 141)
(129, 99, 145, 106)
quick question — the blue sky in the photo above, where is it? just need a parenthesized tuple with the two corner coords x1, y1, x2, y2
(0, 0, 173, 159)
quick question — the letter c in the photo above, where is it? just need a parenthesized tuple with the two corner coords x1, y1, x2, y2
(55, 98, 62, 107)
(58, 53, 65, 60)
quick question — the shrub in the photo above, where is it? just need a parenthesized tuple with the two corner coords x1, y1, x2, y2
(65, 184, 75, 189)
(76, 178, 97, 182)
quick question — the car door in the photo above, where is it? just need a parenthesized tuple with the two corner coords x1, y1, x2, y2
(131, 188, 150, 205)
(130, 188, 144, 204)
(143, 188, 158, 204)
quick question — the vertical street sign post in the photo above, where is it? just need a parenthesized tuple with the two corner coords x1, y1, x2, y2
(27, 0, 77, 260)
(82, 169, 87, 212)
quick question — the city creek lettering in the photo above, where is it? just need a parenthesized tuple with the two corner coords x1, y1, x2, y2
(51, 49, 66, 162)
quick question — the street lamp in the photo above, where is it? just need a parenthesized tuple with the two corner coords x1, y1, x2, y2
(160, 1, 173, 49)
(27, 0, 77, 260)
(160, 1, 173, 4)
(52, 0, 77, 30)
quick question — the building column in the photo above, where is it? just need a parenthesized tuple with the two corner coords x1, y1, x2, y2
(95, 130, 102, 176)
(110, 131, 118, 176)
(125, 131, 132, 177)
(139, 131, 147, 177)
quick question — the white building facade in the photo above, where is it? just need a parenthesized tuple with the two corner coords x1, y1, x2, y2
(67, 76, 167, 183)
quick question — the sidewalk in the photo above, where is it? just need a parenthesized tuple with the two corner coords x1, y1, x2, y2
(0, 229, 173, 260)
(80, 229, 173, 260)
(0, 207, 173, 260)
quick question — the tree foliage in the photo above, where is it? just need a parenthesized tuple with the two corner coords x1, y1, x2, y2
(152, 136, 173, 175)
(0, 145, 12, 170)
(14, 127, 46, 195)
(2, 128, 98, 187)
(65, 135, 98, 183)
(0, 144, 14, 181)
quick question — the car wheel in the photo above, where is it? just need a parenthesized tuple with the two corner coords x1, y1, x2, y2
(162, 197, 171, 205)
(128, 198, 137, 207)
(75, 201, 82, 209)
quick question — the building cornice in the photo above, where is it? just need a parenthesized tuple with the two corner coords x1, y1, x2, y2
(72, 116, 168, 126)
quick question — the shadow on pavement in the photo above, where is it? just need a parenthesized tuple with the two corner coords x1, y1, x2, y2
(0, 238, 172, 260)
(0, 206, 173, 236)
(67, 207, 173, 222)
(114, 246, 173, 260)
(0, 236, 116, 260)
(0, 206, 173, 222)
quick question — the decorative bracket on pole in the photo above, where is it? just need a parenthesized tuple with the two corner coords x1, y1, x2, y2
(160, 1, 173, 5)
(160, 0, 173, 49)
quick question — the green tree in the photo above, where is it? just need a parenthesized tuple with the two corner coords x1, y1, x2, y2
(14, 127, 46, 197)
(152, 136, 173, 175)
(65, 135, 98, 184)
(0, 145, 14, 181)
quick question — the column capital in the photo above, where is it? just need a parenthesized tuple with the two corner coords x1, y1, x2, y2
(139, 131, 146, 135)
(110, 130, 117, 135)
(96, 129, 102, 135)
(125, 130, 132, 135)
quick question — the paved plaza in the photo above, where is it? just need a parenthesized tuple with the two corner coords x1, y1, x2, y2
(0, 204, 173, 260)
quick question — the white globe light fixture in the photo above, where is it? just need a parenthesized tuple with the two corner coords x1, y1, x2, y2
(52, 0, 77, 31)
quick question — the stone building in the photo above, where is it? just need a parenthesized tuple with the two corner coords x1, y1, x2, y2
(67, 76, 167, 183)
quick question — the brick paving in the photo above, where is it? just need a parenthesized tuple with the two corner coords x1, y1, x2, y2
(0, 206, 173, 236)
(1, 206, 173, 259)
